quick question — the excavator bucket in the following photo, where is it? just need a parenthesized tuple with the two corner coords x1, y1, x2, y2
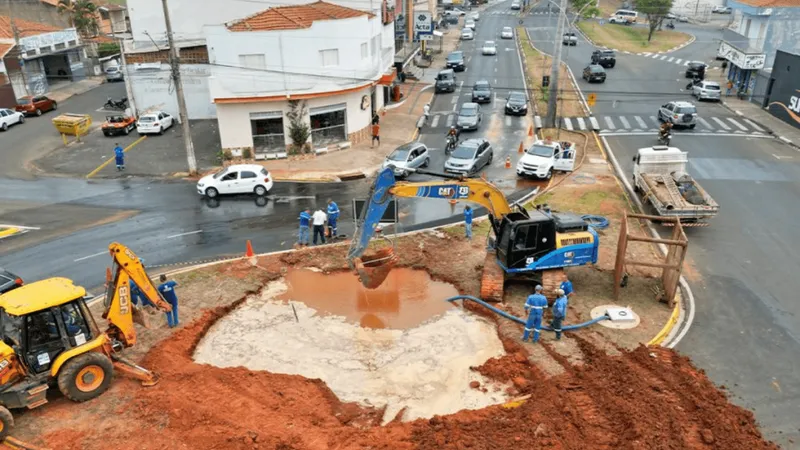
(353, 246, 399, 289)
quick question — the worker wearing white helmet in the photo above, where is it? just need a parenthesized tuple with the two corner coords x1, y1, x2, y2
(551, 288, 569, 340)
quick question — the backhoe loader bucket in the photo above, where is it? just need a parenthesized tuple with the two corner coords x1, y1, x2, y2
(354, 246, 399, 289)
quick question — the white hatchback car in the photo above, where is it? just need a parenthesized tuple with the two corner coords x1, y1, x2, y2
(197, 164, 274, 197)
(0, 108, 25, 132)
(136, 111, 174, 135)
(482, 41, 497, 55)
(465, 19, 476, 30)
(501, 27, 514, 39)
(692, 81, 721, 101)
(461, 28, 474, 40)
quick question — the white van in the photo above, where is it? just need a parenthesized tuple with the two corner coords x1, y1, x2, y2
(610, 9, 638, 23)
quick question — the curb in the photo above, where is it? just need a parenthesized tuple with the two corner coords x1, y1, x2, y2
(573, 21, 696, 55)
(0, 227, 21, 239)
(646, 293, 682, 346)
(719, 100, 800, 151)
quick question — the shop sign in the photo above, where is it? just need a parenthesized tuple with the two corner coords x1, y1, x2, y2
(718, 42, 765, 70)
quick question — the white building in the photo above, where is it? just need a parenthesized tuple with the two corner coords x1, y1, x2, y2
(208, 1, 396, 154)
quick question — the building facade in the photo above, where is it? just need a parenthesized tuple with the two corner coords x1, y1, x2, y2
(761, 50, 800, 130)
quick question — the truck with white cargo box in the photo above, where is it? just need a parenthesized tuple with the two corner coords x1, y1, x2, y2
(631, 145, 718, 226)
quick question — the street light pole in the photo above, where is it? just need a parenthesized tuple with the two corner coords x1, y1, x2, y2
(544, 0, 567, 129)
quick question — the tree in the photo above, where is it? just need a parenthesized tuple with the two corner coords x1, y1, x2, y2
(286, 100, 311, 154)
(634, 0, 673, 41)
(58, 0, 100, 38)
(570, 0, 600, 19)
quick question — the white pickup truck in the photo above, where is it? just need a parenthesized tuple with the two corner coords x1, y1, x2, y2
(516, 139, 576, 180)
(632, 146, 719, 226)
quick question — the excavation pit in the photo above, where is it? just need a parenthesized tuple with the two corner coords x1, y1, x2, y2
(193, 269, 509, 423)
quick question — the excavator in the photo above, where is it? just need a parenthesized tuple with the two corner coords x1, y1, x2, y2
(0, 243, 171, 440)
(347, 167, 600, 301)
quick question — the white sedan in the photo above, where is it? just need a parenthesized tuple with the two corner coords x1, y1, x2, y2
(482, 40, 497, 55)
(461, 28, 474, 40)
(501, 27, 514, 39)
(197, 164, 274, 198)
(444, 8, 466, 16)
(136, 110, 174, 135)
(465, 19, 476, 30)
(0, 108, 25, 132)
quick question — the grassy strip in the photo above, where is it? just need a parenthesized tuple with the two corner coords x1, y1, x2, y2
(577, 21, 691, 53)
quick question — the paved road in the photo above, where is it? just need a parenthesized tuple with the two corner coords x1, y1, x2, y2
(0, 82, 127, 179)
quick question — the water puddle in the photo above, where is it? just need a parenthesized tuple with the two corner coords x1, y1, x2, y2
(194, 272, 508, 423)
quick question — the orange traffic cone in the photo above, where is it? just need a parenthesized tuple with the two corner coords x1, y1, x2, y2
(528, 126, 534, 137)
(518, 142, 524, 153)
(505, 156, 512, 169)
(449, 198, 457, 205)
(245, 240, 255, 258)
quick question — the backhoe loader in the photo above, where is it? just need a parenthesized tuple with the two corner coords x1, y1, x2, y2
(0, 243, 172, 439)
(347, 167, 600, 301)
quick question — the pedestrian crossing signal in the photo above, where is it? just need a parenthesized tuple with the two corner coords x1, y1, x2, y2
(587, 93, 597, 107)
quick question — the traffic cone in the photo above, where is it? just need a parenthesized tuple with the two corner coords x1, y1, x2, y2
(505, 156, 512, 169)
(518, 142, 524, 153)
(245, 240, 255, 257)
(449, 198, 457, 205)
(528, 126, 534, 137)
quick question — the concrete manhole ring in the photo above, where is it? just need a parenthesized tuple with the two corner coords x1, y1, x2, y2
(590, 304, 641, 329)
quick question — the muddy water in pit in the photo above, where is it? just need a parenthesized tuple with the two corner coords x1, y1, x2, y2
(193, 270, 508, 423)
(278, 268, 458, 329)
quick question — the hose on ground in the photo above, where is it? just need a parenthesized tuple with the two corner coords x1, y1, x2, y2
(581, 214, 609, 230)
(446, 295, 609, 332)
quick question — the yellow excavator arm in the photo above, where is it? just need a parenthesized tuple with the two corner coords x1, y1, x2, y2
(103, 242, 172, 348)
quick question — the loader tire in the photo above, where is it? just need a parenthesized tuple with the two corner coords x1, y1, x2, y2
(0, 405, 13, 440)
(58, 352, 114, 402)
(480, 252, 505, 302)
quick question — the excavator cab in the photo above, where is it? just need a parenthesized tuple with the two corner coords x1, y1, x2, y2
(495, 210, 558, 270)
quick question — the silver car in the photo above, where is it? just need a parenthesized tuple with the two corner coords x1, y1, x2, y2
(105, 66, 123, 82)
(456, 102, 482, 131)
(445, 138, 493, 175)
(658, 101, 697, 128)
(692, 81, 721, 101)
(382, 142, 430, 177)
(461, 28, 474, 40)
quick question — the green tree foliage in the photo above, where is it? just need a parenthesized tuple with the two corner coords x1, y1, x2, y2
(570, 0, 600, 18)
(287, 100, 311, 154)
(634, 0, 674, 41)
(58, 0, 100, 38)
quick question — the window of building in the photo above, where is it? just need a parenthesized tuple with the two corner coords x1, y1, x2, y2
(361, 42, 368, 59)
(239, 54, 266, 70)
(370, 37, 377, 58)
(320, 49, 339, 67)
(250, 112, 285, 154)
(310, 103, 346, 146)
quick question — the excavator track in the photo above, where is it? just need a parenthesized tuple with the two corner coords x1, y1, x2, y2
(1, 437, 49, 450)
(479, 252, 505, 303)
(541, 269, 568, 300)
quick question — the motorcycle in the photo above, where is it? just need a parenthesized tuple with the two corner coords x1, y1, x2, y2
(666, 21, 675, 29)
(658, 131, 672, 146)
(445, 135, 458, 154)
(685, 77, 702, 91)
(104, 97, 128, 111)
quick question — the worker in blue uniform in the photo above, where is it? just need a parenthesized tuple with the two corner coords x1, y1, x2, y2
(560, 278, 574, 299)
(551, 288, 568, 340)
(158, 274, 180, 328)
(298, 208, 311, 246)
(464, 205, 473, 240)
(326, 199, 340, 238)
(523, 285, 548, 343)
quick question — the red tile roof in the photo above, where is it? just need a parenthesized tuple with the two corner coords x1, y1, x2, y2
(0, 43, 14, 58)
(227, 1, 373, 32)
(0, 15, 61, 39)
(734, 0, 800, 6)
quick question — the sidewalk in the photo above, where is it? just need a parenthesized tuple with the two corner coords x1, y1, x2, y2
(46, 77, 106, 103)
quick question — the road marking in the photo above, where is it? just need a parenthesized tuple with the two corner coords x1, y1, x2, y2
(0, 228, 20, 239)
(675, 58, 683, 65)
(604, 116, 616, 129)
(683, 61, 690, 66)
(651, 54, 660, 59)
(495, 67, 498, 72)
(697, 117, 713, 130)
(459, 81, 464, 88)
(660, 55, 668, 60)
(667, 57, 675, 62)
(772, 154, 792, 160)
(85, 135, 148, 179)
(599, 131, 774, 139)
(589, 116, 600, 130)
(446, 115, 455, 127)
(452, 103, 457, 112)
(0, 223, 40, 230)
(743, 119, 764, 132)
(74, 251, 108, 262)
(634, 116, 647, 128)
(167, 230, 203, 239)
(563, 118, 574, 130)
(431, 115, 441, 127)
(711, 117, 731, 130)
(619, 116, 631, 129)
(727, 117, 748, 131)
(577, 117, 586, 130)
(505, 116, 512, 126)
(451, 96, 458, 104)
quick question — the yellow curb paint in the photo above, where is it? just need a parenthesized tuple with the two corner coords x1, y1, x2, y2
(85, 135, 147, 179)
(410, 128, 420, 141)
(0, 227, 20, 238)
(647, 297, 682, 347)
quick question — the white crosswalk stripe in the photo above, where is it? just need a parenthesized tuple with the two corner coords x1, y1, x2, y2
(743, 118, 764, 132)
(649, 116, 660, 128)
(634, 116, 648, 129)
(675, 59, 683, 65)
(651, 54, 660, 59)
(667, 57, 674, 62)
(431, 115, 440, 128)
(563, 118, 574, 131)
(683, 61, 690, 66)
(660, 55, 668, 60)
(577, 117, 587, 130)
(446, 115, 454, 127)
(505, 116, 512, 126)
(711, 117, 731, 130)
(619, 116, 631, 129)
(727, 118, 748, 131)
(697, 117, 713, 130)
(604, 116, 616, 129)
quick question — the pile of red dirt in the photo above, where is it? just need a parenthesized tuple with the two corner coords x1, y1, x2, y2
(36, 288, 777, 450)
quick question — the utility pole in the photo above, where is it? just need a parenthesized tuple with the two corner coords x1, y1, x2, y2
(7, 0, 30, 96)
(161, 0, 197, 174)
(544, 0, 568, 128)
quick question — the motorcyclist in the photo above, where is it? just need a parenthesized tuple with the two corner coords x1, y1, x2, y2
(445, 126, 460, 150)
(659, 121, 673, 139)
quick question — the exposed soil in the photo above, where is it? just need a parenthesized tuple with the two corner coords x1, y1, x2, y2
(12, 229, 776, 450)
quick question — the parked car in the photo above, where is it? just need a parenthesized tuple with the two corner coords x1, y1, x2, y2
(0, 108, 24, 131)
(562, 32, 578, 46)
(685, 61, 707, 78)
(501, 26, 514, 39)
(435, 69, 457, 93)
(471, 80, 492, 103)
(446, 51, 466, 71)
(504, 91, 528, 116)
(105, 66, 124, 82)
(481, 40, 497, 55)
(136, 111, 174, 135)
(0, 268, 23, 295)
(582, 64, 607, 83)
(677, 15, 689, 22)
(658, 101, 697, 128)
(445, 14, 460, 25)
(15, 95, 57, 116)
(469, 12, 480, 21)
(445, 138, 493, 175)
(713, 6, 732, 13)
(381, 142, 430, 177)
(461, 28, 474, 40)
(465, 18, 476, 30)
(666, 12, 676, 19)
(692, 80, 721, 101)
(102, 115, 137, 136)
(511, 1, 521, 9)
(197, 164, 274, 198)
(456, 102, 482, 131)
(444, 8, 466, 16)
(608, 15, 632, 24)
(591, 49, 616, 68)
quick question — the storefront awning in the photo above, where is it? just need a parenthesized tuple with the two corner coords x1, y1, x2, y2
(378, 68, 397, 86)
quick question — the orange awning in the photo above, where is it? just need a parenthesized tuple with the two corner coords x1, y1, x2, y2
(378, 69, 396, 86)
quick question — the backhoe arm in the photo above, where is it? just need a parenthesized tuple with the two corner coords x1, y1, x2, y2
(103, 242, 172, 347)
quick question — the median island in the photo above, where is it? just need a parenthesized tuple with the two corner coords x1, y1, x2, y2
(577, 20, 692, 54)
